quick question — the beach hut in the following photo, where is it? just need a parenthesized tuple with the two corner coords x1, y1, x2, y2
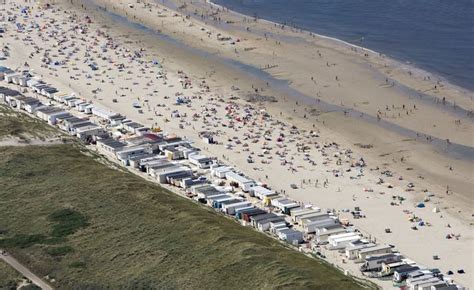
(59, 94, 76, 104)
(92, 106, 120, 121)
(277, 228, 304, 244)
(327, 232, 361, 249)
(18, 97, 42, 113)
(300, 213, 331, 227)
(192, 184, 224, 202)
(270, 221, 288, 235)
(271, 198, 300, 215)
(65, 97, 78, 107)
(380, 261, 409, 277)
(35, 106, 69, 125)
(0, 66, 14, 79)
(4, 72, 21, 83)
(211, 165, 233, 178)
(138, 156, 168, 172)
(360, 253, 402, 272)
(146, 161, 176, 177)
(345, 242, 376, 260)
(250, 186, 278, 200)
(122, 121, 146, 134)
(254, 214, 286, 232)
(156, 166, 192, 184)
(212, 197, 240, 209)
(296, 210, 325, 224)
(59, 117, 90, 134)
(164, 147, 184, 160)
(109, 114, 127, 126)
(240, 208, 267, 222)
(303, 218, 339, 234)
(225, 171, 256, 192)
(83, 104, 94, 114)
(40, 86, 58, 98)
(314, 226, 347, 244)
(26, 78, 43, 89)
(77, 102, 90, 112)
(0, 88, 20, 104)
(406, 277, 448, 290)
(75, 124, 106, 140)
(222, 201, 252, 215)
(188, 154, 214, 169)
(127, 153, 157, 168)
(357, 244, 393, 260)
(116, 145, 153, 165)
(393, 265, 420, 283)
(291, 208, 319, 222)
(235, 207, 257, 219)
(171, 175, 206, 189)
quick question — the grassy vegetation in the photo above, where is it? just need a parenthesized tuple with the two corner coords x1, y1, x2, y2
(0, 105, 57, 140)
(46, 245, 74, 257)
(0, 260, 22, 290)
(48, 209, 89, 238)
(0, 109, 372, 289)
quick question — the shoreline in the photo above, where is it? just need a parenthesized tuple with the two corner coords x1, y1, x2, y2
(205, 0, 474, 95)
(147, 0, 474, 139)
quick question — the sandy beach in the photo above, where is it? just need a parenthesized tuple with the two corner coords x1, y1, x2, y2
(83, 0, 474, 201)
(1, 0, 473, 288)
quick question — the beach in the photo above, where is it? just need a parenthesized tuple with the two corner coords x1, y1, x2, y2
(85, 0, 474, 191)
(1, 0, 473, 288)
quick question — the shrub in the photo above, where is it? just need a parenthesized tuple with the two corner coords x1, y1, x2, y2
(46, 246, 74, 257)
(69, 261, 86, 269)
(48, 209, 89, 238)
(0, 234, 46, 248)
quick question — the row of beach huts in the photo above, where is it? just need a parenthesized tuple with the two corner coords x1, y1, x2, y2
(0, 67, 464, 290)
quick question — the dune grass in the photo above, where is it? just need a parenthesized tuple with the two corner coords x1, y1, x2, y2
(0, 260, 23, 289)
(0, 104, 58, 140)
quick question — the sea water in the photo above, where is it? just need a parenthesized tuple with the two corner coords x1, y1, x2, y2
(213, 0, 474, 91)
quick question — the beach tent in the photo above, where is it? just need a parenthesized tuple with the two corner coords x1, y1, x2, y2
(416, 203, 425, 208)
